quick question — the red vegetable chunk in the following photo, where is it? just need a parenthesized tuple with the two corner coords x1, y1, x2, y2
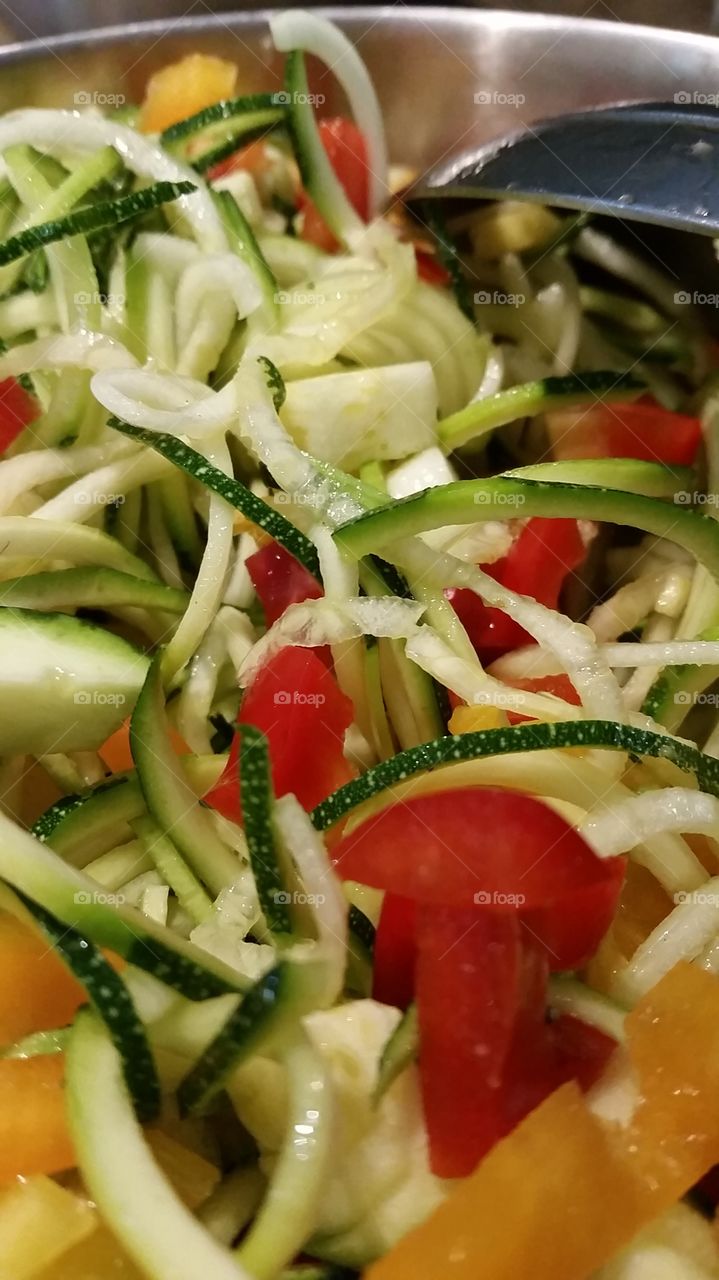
(206, 647, 354, 819)
(448, 517, 587, 663)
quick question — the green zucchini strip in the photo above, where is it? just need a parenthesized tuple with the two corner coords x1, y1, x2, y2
(132, 814, 213, 927)
(66, 1011, 249, 1280)
(108, 419, 321, 580)
(334, 477, 719, 582)
(503, 458, 694, 500)
(0, 180, 196, 267)
(214, 189, 278, 322)
(178, 961, 314, 1115)
(130, 654, 240, 897)
(374, 1003, 419, 1102)
(237, 1033, 332, 1279)
(18, 893, 161, 1122)
(161, 93, 287, 172)
(0, 776, 249, 1004)
(438, 371, 645, 451)
(311, 719, 719, 830)
(0, 567, 189, 615)
(239, 725, 292, 937)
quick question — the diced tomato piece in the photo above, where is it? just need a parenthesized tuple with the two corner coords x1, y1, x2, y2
(551, 1014, 618, 1093)
(372, 893, 417, 1009)
(414, 908, 618, 1176)
(447, 517, 587, 663)
(206, 647, 354, 819)
(207, 138, 271, 182)
(246, 542, 323, 626)
(362, 791, 623, 1174)
(0, 378, 38, 454)
(332, 787, 625, 969)
(414, 248, 451, 287)
(546, 398, 701, 467)
(502, 672, 582, 725)
(416, 906, 522, 1176)
(506, 672, 581, 705)
(299, 117, 370, 252)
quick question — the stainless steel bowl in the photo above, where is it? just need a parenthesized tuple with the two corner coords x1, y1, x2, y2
(2, 0, 717, 41)
(3, 8, 719, 177)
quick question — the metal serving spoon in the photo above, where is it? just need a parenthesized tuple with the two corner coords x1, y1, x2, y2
(413, 101, 719, 236)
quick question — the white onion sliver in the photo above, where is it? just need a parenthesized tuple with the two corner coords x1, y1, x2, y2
(0, 331, 137, 379)
(615, 875, 719, 1005)
(162, 434, 236, 682)
(394, 538, 626, 722)
(91, 368, 236, 439)
(602, 640, 719, 667)
(270, 10, 389, 219)
(239, 596, 424, 687)
(175, 255, 263, 352)
(312, 524, 358, 600)
(274, 793, 347, 1006)
(580, 787, 717, 861)
(404, 626, 580, 723)
(0, 437, 135, 517)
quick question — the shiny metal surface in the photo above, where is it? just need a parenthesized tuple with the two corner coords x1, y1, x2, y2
(3, 8, 719, 179)
(416, 100, 719, 235)
(5, 0, 717, 40)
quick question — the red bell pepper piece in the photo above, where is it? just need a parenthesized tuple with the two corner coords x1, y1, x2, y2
(414, 248, 451, 287)
(550, 1014, 617, 1093)
(207, 138, 271, 182)
(0, 378, 38, 454)
(499, 932, 555, 1126)
(372, 893, 417, 1009)
(416, 905, 522, 1177)
(447, 517, 588, 663)
(205, 647, 354, 819)
(333, 787, 625, 970)
(299, 117, 370, 252)
(505, 672, 581, 724)
(246, 542, 323, 627)
(546, 398, 701, 467)
(293, 117, 453, 290)
(414, 909, 618, 1175)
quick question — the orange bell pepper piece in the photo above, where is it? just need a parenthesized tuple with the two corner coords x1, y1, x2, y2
(0, 1056, 75, 1183)
(367, 963, 719, 1280)
(0, 912, 88, 1046)
(140, 54, 238, 134)
(587, 862, 672, 995)
(99, 717, 188, 774)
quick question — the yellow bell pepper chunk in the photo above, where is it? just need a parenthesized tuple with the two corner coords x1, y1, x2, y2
(0, 1175, 95, 1279)
(367, 963, 719, 1280)
(37, 1225, 144, 1280)
(468, 200, 561, 260)
(145, 1129, 219, 1210)
(140, 54, 238, 134)
(448, 704, 508, 734)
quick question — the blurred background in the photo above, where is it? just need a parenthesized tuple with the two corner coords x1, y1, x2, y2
(0, 0, 718, 42)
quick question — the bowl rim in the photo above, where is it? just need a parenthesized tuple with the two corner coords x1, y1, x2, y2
(3, 5, 719, 67)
